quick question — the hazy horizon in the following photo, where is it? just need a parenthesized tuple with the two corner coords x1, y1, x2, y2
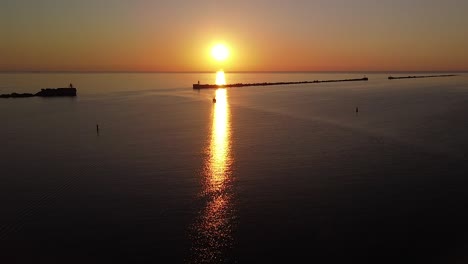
(1, 70, 467, 74)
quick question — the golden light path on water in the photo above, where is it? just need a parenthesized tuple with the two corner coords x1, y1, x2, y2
(191, 88, 234, 263)
(215, 70, 226, 85)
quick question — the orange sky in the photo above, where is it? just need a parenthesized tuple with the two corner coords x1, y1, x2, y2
(1, 1, 467, 72)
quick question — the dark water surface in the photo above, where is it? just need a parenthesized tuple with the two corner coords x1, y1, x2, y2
(1, 73, 468, 263)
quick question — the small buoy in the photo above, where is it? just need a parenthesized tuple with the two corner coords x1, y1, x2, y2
(96, 124, 99, 134)
(356, 107, 359, 113)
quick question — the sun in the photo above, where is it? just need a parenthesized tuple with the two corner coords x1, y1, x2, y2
(212, 44, 229, 61)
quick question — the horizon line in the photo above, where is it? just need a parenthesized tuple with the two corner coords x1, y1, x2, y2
(1, 70, 467, 74)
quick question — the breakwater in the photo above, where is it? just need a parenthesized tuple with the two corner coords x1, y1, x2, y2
(388, 74, 456, 80)
(193, 77, 368, 89)
(0, 88, 77, 98)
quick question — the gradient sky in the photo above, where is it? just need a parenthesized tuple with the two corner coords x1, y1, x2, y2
(1, 0, 467, 72)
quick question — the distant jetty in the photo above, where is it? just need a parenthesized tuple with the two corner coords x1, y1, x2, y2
(193, 77, 368, 89)
(0, 88, 77, 98)
(388, 74, 456, 80)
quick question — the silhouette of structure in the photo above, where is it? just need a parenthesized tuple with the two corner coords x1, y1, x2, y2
(193, 77, 369, 89)
(388, 74, 456, 80)
(0, 87, 77, 98)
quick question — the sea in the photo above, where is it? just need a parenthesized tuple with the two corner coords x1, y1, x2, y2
(1, 72, 468, 263)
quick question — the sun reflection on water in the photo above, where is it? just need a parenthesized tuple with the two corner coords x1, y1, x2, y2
(191, 88, 234, 263)
(210, 89, 229, 190)
(215, 70, 226, 85)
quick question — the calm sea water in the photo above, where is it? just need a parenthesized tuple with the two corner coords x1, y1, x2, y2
(1, 72, 468, 263)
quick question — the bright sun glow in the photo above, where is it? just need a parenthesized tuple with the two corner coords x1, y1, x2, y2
(215, 70, 226, 85)
(212, 44, 229, 61)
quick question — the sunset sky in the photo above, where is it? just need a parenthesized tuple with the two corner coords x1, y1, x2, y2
(1, 0, 467, 72)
